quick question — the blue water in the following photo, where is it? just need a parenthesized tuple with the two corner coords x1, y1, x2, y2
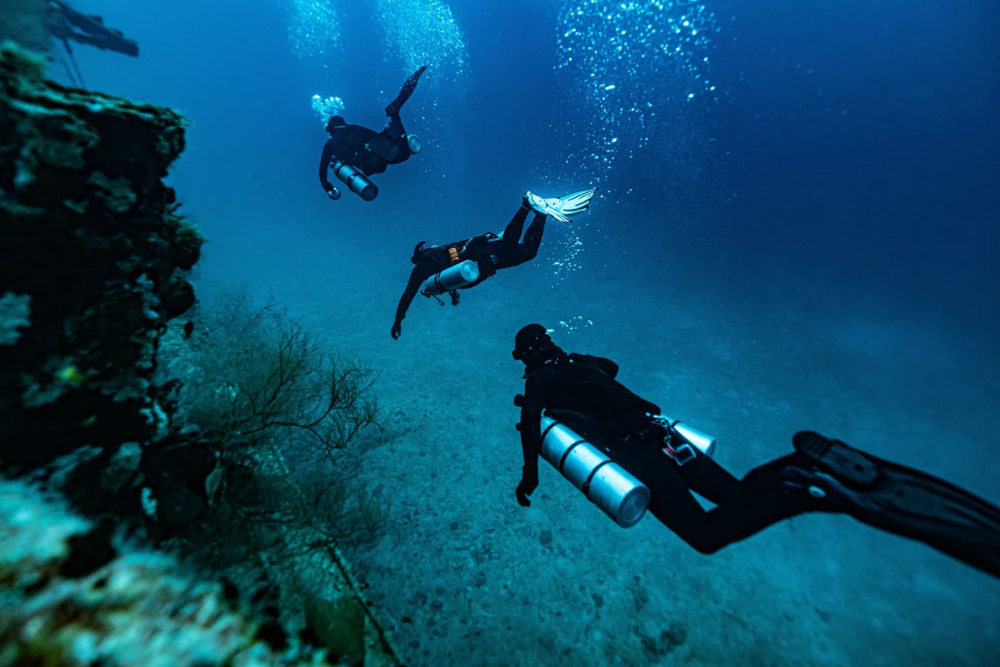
(62, 0, 999, 664)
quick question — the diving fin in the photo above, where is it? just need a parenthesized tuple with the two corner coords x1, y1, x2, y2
(782, 431, 1000, 578)
(524, 188, 598, 223)
(385, 65, 428, 117)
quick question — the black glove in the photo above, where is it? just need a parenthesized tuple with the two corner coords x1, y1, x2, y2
(390, 320, 402, 340)
(515, 469, 539, 507)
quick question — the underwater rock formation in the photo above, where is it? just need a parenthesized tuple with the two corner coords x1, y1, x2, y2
(0, 41, 201, 500)
(0, 42, 404, 667)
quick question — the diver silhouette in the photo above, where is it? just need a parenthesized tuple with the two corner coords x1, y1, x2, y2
(318, 66, 427, 202)
(390, 189, 598, 340)
(510, 324, 1000, 579)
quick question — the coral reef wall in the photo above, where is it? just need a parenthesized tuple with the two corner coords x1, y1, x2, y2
(0, 42, 405, 666)
(0, 41, 201, 482)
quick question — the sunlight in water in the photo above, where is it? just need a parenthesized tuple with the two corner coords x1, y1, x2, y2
(555, 0, 720, 171)
(281, 0, 341, 66)
(371, 0, 469, 81)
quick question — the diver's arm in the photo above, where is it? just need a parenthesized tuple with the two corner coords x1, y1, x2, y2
(394, 265, 427, 323)
(518, 373, 546, 484)
(319, 140, 335, 191)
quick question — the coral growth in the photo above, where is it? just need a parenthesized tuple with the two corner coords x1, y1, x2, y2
(0, 477, 393, 667)
(159, 293, 391, 562)
(0, 41, 199, 481)
(0, 40, 403, 667)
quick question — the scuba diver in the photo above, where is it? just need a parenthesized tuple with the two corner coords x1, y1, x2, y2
(390, 189, 598, 340)
(318, 66, 428, 202)
(510, 324, 1000, 578)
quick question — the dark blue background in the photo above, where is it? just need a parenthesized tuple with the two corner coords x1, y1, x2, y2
(73, 0, 999, 336)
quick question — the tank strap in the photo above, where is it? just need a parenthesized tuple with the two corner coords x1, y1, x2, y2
(663, 440, 696, 465)
(582, 460, 614, 496)
(652, 417, 697, 465)
(544, 420, 588, 475)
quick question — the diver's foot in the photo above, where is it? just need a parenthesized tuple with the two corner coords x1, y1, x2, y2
(780, 431, 881, 505)
(792, 431, 880, 486)
(523, 191, 548, 216)
(781, 466, 872, 507)
(523, 188, 598, 223)
(386, 65, 429, 117)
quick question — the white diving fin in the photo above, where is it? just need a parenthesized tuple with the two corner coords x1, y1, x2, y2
(524, 187, 598, 223)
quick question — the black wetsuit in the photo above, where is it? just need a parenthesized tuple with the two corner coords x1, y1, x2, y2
(394, 205, 547, 324)
(319, 66, 425, 189)
(517, 353, 820, 554)
(319, 117, 410, 180)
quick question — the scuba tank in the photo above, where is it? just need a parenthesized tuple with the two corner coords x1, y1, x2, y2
(421, 260, 479, 297)
(330, 160, 378, 201)
(651, 414, 716, 459)
(539, 416, 650, 528)
(407, 134, 422, 154)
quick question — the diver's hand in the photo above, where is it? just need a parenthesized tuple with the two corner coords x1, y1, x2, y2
(516, 471, 539, 508)
(390, 320, 402, 340)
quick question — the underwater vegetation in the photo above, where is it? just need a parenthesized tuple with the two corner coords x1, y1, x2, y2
(0, 41, 401, 666)
(160, 292, 392, 557)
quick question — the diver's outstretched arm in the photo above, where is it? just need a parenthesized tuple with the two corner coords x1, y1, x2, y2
(318, 140, 336, 192)
(385, 66, 428, 118)
(393, 266, 428, 332)
(782, 431, 1000, 578)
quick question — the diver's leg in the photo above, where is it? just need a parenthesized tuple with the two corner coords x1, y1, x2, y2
(367, 115, 411, 164)
(672, 450, 743, 506)
(498, 208, 549, 269)
(517, 213, 547, 260)
(385, 65, 428, 117)
(360, 153, 388, 176)
(500, 213, 548, 269)
(498, 206, 531, 256)
(614, 439, 821, 554)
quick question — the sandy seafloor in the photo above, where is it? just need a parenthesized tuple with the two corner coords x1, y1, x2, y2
(186, 194, 1000, 667)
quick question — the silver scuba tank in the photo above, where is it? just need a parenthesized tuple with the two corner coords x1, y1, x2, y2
(407, 134, 422, 154)
(539, 416, 650, 528)
(421, 260, 479, 297)
(330, 160, 378, 201)
(652, 415, 717, 458)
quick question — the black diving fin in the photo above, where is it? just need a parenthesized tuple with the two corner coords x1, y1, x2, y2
(782, 431, 1000, 578)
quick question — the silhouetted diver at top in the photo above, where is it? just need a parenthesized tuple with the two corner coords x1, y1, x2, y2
(510, 324, 1000, 579)
(319, 66, 427, 201)
(390, 189, 598, 340)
